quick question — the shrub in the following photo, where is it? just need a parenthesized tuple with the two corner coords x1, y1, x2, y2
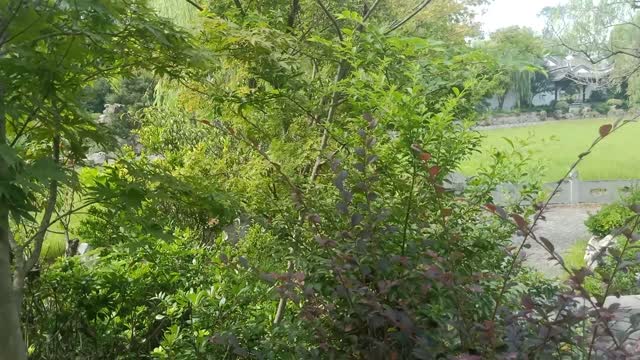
(607, 98, 625, 109)
(589, 89, 608, 102)
(585, 203, 634, 237)
(592, 101, 611, 115)
(587, 240, 640, 297)
(554, 100, 570, 113)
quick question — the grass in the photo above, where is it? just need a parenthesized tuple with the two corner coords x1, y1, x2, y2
(461, 118, 640, 182)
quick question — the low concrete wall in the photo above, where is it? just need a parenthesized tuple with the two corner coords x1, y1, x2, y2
(447, 171, 639, 205)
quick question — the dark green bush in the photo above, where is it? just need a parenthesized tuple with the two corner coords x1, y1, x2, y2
(581, 240, 640, 297)
(585, 203, 634, 237)
(554, 100, 570, 113)
(592, 102, 611, 115)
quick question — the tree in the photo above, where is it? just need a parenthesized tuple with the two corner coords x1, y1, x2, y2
(0, 1, 194, 358)
(542, 0, 640, 104)
(482, 26, 549, 109)
(384, 0, 490, 42)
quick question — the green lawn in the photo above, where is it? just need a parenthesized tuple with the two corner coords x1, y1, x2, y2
(461, 118, 640, 182)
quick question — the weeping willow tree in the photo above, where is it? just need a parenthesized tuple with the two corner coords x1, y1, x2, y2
(147, 0, 201, 108)
(512, 69, 534, 108)
(150, 0, 199, 29)
(482, 26, 547, 110)
(611, 12, 640, 107)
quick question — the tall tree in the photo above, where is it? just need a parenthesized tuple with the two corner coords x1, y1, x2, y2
(482, 26, 548, 109)
(0, 1, 193, 358)
(542, 0, 640, 101)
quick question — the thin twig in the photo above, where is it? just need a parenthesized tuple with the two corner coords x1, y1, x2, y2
(401, 157, 417, 256)
(184, 0, 204, 12)
(314, 0, 343, 41)
(384, 0, 434, 35)
(363, 0, 382, 22)
(587, 216, 640, 359)
(490, 115, 640, 351)
(232, 0, 246, 16)
(273, 261, 294, 324)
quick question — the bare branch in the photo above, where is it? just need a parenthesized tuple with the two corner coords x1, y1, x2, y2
(363, 0, 382, 22)
(309, 61, 348, 182)
(184, 0, 204, 12)
(232, 0, 246, 17)
(314, 0, 343, 41)
(489, 114, 640, 352)
(24, 134, 60, 271)
(287, 0, 301, 30)
(385, 0, 434, 35)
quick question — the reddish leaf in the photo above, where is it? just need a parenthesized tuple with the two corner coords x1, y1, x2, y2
(429, 166, 440, 177)
(307, 214, 321, 224)
(485, 203, 497, 213)
(199, 119, 212, 126)
(511, 214, 528, 232)
(522, 295, 535, 310)
(599, 124, 612, 137)
(420, 152, 432, 162)
(442, 208, 452, 217)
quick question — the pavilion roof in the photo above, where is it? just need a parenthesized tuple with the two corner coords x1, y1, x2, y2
(544, 55, 613, 86)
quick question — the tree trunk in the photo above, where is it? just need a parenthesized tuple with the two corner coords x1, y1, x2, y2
(0, 86, 28, 360)
(498, 94, 506, 110)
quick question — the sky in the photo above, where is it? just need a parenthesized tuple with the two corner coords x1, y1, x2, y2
(478, 0, 568, 35)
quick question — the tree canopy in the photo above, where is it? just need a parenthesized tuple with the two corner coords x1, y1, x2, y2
(1, 1, 639, 359)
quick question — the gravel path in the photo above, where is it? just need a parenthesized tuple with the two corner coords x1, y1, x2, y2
(518, 204, 601, 278)
(476, 117, 601, 130)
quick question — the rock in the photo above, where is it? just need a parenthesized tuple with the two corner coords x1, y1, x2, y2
(147, 154, 165, 162)
(222, 215, 251, 245)
(608, 108, 626, 118)
(553, 110, 564, 119)
(86, 152, 107, 166)
(538, 110, 547, 121)
(97, 103, 126, 125)
(77, 242, 91, 255)
(65, 239, 91, 257)
(585, 234, 615, 270)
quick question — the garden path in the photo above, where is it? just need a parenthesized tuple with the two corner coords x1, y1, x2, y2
(519, 204, 601, 278)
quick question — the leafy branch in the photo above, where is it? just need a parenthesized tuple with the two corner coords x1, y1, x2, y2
(488, 115, 640, 353)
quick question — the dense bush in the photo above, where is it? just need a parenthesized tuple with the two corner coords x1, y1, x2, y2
(8, 1, 640, 359)
(585, 240, 640, 297)
(589, 89, 609, 102)
(585, 203, 634, 237)
(554, 100, 570, 113)
(24, 237, 291, 359)
(592, 101, 611, 115)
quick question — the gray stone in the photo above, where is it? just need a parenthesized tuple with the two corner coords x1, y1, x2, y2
(222, 215, 251, 245)
(86, 152, 107, 166)
(585, 235, 615, 270)
(97, 103, 126, 125)
(77, 242, 91, 255)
